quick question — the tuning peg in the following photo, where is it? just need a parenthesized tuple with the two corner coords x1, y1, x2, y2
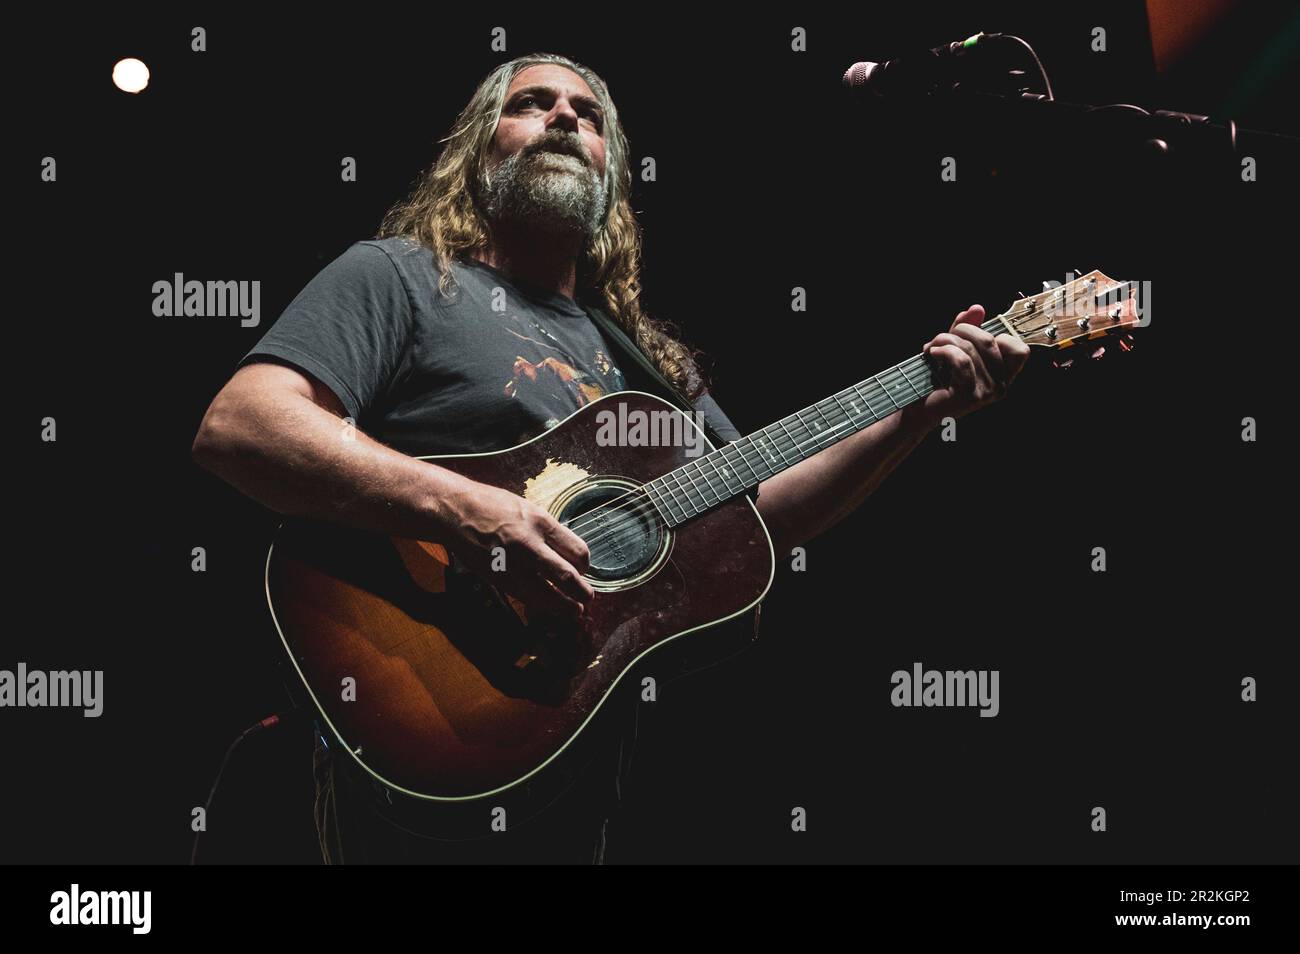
(1118, 334, 1135, 353)
(1052, 358, 1074, 370)
(1090, 346, 1106, 360)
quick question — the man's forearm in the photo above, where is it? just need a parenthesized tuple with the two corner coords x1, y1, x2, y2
(192, 388, 471, 541)
(754, 402, 939, 554)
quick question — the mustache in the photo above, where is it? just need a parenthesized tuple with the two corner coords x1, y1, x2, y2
(525, 134, 591, 167)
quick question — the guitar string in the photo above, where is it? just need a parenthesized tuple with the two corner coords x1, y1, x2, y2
(568, 313, 1048, 547)
(571, 353, 932, 537)
(568, 350, 942, 555)
(569, 305, 1127, 551)
(568, 288, 1134, 544)
(564, 315, 1006, 542)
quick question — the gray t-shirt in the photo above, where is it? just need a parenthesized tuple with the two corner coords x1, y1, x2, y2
(239, 237, 743, 458)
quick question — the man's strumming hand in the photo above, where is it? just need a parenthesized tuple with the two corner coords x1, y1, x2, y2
(443, 479, 595, 622)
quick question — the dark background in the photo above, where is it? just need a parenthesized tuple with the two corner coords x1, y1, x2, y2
(10, 3, 1298, 864)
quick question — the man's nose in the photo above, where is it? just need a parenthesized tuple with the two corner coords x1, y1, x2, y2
(545, 97, 581, 132)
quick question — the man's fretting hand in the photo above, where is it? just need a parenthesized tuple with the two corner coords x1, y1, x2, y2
(918, 304, 1031, 422)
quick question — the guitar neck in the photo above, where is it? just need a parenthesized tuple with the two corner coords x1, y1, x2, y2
(643, 315, 1010, 527)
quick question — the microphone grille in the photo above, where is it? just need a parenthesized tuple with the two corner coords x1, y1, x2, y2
(842, 61, 878, 87)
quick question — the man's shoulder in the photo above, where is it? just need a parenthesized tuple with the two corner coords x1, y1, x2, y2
(352, 236, 439, 272)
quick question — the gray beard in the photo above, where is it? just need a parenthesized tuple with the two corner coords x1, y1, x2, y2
(478, 143, 608, 243)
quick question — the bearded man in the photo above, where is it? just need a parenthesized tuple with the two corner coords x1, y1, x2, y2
(192, 52, 1028, 864)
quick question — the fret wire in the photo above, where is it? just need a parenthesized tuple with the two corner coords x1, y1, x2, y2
(877, 364, 913, 406)
(682, 458, 724, 507)
(771, 419, 803, 466)
(655, 442, 758, 523)
(862, 374, 899, 417)
(752, 428, 787, 471)
(643, 479, 681, 526)
(798, 392, 865, 458)
(828, 391, 860, 434)
(709, 445, 746, 495)
(873, 372, 904, 412)
(850, 382, 888, 423)
(644, 480, 686, 527)
(841, 385, 870, 422)
(679, 464, 715, 511)
(726, 439, 764, 489)
(790, 409, 818, 454)
(802, 404, 836, 452)
(696, 450, 735, 501)
(897, 360, 927, 400)
(740, 437, 775, 484)
(883, 361, 915, 400)
(828, 380, 886, 441)
(665, 468, 705, 516)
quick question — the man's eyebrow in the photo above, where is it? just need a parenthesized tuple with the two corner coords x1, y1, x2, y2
(508, 85, 604, 115)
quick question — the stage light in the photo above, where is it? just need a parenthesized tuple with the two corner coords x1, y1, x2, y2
(112, 58, 150, 94)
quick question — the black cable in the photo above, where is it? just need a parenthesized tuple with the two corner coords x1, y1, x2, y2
(989, 33, 1055, 101)
(189, 711, 301, 865)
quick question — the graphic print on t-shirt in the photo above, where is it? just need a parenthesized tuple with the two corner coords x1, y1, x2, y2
(499, 310, 627, 435)
(499, 310, 626, 428)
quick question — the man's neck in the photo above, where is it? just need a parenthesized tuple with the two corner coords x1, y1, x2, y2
(473, 225, 583, 302)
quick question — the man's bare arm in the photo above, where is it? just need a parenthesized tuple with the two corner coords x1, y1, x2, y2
(754, 305, 1031, 555)
(755, 400, 938, 556)
(191, 362, 472, 539)
(191, 362, 594, 614)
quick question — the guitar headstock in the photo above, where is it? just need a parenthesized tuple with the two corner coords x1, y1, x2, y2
(996, 270, 1141, 350)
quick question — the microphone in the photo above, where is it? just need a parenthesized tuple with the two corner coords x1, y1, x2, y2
(843, 32, 996, 97)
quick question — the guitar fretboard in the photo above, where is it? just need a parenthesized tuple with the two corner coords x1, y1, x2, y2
(642, 316, 1007, 527)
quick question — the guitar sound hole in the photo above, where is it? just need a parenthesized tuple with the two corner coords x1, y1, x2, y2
(556, 481, 668, 587)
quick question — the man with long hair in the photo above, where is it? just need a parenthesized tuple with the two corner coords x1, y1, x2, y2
(193, 53, 1028, 864)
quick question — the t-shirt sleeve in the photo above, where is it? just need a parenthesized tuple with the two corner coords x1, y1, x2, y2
(237, 242, 415, 422)
(692, 389, 742, 443)
(692, 389, 760, 501)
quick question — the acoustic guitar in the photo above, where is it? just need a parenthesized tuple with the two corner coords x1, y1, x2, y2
(264, 270, 1140, 836)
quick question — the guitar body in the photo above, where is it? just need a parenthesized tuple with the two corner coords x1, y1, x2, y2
(265, 391, 774, 836)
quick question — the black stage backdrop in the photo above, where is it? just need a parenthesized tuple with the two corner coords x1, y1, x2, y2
(10, 4, 1298, 866)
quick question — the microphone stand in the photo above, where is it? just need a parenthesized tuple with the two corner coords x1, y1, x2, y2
(946, 88, 1300, 164)
(847, 34, 1300, 172)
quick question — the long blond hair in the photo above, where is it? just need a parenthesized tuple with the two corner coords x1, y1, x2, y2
(377, 52, 707, 398)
